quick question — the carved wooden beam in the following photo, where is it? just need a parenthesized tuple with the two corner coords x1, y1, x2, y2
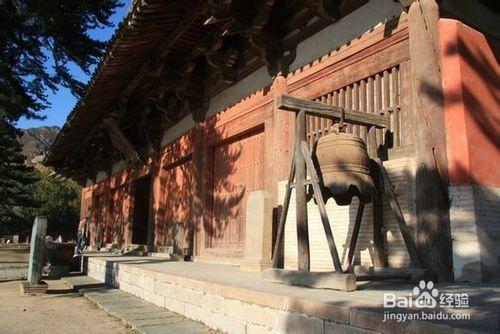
(103, 117, 144, 166)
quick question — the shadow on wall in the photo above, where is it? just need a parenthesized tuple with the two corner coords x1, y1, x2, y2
(154, 115, 262, 256)
(281, 23, 499, 283)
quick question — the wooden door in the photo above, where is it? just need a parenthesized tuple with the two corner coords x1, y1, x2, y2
(90, 192, 107, 248)
(108, 186, 126, 245)
(159, 157, 193, 247)
(132, 177, 151, 245)
(207, 128, 265, 257)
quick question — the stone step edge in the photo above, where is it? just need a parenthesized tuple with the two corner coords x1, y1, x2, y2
(87, 258, 480, 334)
(61, 275, 107, 292)
(83, 289, 148, 334)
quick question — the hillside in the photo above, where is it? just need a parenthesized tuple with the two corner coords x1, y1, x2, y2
(18, 126, 60, 163)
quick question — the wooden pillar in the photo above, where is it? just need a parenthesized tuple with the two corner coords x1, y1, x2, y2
(295, 109, 310, 271)
(150, 155, 163, 249)
(367, 125, 385, 267)
(191, 124, 207, 257)
(370, 159, 386, 267)
(125, 177, 134, 245)
(269, 74, 293, 267)
(147, 157, 159, 252)
(27, 217, 47, 284)
(271, 74, 294, 182)
(409, 0, 452, 281)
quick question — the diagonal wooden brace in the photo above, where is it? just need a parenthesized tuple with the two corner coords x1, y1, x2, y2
(301, 141, 343, 272)
(103, 117, 145, 166)
(375, 161, 422, 268)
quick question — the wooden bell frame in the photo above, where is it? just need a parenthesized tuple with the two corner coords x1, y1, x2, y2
(267, 94, 430, 290)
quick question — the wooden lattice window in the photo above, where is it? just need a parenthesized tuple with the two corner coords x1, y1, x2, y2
(306, 65, 403, 152)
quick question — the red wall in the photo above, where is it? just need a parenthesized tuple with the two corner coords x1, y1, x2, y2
(440, 19, 500, 187)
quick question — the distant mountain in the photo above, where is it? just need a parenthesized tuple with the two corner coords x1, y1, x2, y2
(18, 126, 60, 164)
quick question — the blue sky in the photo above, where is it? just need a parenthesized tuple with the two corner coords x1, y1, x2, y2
(16, 2, 131, 129)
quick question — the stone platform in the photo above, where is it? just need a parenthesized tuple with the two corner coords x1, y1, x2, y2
(84, 254, 500, 334)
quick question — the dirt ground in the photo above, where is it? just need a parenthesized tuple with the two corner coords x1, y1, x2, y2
(0, 248, 129, 334)
(0, 279, 130, 334)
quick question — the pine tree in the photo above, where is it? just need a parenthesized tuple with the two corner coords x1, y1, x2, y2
(0, 120, 39, 233)
(0, 0, 121, 232)
(1, 0, 121, 121)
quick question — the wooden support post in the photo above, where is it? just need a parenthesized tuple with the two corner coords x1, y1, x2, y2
(370, 159, 386, 267)
(27, 216, 47, 284)
(345, 203, 365, 270)
(409, 0, 452, 281)
(367, 122, 385, 267)
(295, 110, 310, 271)
(271, 150, 295, 268)
(301, 142, 342, 272)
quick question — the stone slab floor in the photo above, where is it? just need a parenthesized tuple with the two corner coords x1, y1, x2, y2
(87, 254, 500, 333)
(84, 287, 217, 334)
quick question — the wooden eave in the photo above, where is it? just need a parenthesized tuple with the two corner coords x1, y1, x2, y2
(45, 0, 369, 182)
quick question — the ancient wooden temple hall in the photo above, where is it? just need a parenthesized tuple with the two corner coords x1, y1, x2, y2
(46, 0, 499, 332)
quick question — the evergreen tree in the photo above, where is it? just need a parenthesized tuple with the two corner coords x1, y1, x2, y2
(0, 0, 121, 121)
(0, 120, 39, 233)
(0, 0, 121, 232)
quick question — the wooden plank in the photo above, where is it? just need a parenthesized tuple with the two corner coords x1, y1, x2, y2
(320, 96, 328, 134)
(377, 162, 421, 268)
(353, 82, 360, 136)
(271, 149, 296, 268)
(346, 85, 353, 133)
(399, 61, 413, 146)
(366, 77, 377, 157)
(277, 95, 389, 128)
(375, 73, 383, 147)
(301, 142, 343, 272)
(391, 67, 400, 147)
(354, 266, 433, 282)
(370, 159, 385, 267)
(295, 110, 310, 271)
(360, 79, 368, 142)
(345, 203, 365, 270)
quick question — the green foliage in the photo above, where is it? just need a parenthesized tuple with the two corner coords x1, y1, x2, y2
(0, 0, 121, 122)
(26, 167, 81, 239)
(0, 120, 39, 233)
(0, 0, 120, 235)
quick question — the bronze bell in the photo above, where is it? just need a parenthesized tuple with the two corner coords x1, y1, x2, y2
(314, 130, 374, 205)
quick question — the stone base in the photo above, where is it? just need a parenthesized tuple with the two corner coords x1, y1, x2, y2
(239, 259, 271, 272)
(19, 281, 48, 295)
(85, 255, 498, 333)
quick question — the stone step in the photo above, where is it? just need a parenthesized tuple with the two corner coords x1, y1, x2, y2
(61, 274, 107, 292)
(83, 286, 216, 334)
